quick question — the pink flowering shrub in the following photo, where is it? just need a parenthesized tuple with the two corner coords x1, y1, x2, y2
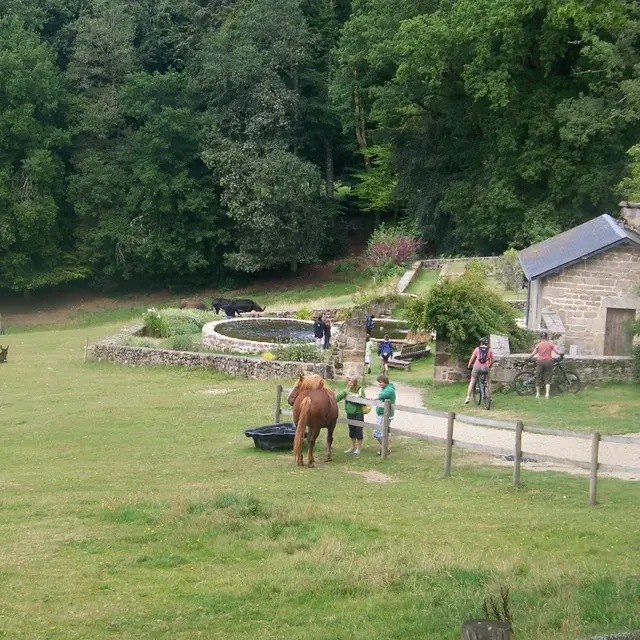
(364, 225, 420, 275)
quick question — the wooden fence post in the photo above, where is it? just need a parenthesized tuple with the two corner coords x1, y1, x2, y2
(443, 412, 455, 477)
(380, 400, 391, 460)
(274, 384, 283, 424)
(84, 334, 89, 363)
(589, 432, 600, 506)
(513, 421, 523, 487)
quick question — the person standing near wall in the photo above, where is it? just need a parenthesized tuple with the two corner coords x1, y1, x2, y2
(322, 315, 332, 350)
(529, 331, 562, 399)
(314, 315, 325, 349)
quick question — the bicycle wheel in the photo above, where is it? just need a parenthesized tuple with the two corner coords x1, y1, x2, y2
(472, 378, 482, 405)
(514, 371, 536, 396)
(483, 378, 492, 410)
(557, 370, 581, 394)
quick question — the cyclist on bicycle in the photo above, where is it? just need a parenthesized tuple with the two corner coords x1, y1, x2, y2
(528, 330, 562, 399)
(464, 337, 494, 404)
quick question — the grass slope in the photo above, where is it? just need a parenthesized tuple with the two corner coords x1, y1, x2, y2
(0, 327, 638, 639)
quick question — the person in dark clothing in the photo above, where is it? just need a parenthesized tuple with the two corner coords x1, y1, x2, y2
(366, 314, 374, 336)
(378, 334, 394, 373)
(313, 315, 324, 349)
(323, 316, 332, 350)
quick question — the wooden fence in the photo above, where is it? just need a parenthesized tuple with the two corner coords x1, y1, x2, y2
(274, 385, 640, 506)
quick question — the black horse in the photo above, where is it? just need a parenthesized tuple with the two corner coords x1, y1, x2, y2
(234, 298, 265, 313)
(0, 346, 8, 363)
(211, 298, 233, 314)
(212, 298, 264, 315)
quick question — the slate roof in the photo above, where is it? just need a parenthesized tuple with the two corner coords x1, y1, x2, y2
(518, 214, 640, 281)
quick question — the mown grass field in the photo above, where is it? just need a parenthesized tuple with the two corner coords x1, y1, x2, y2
(1, 325, 639, 639)
(426, 381, 640, 435)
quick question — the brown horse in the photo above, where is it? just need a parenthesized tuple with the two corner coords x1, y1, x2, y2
(287, 373, 338, 468)
(179, 300, 208, 311)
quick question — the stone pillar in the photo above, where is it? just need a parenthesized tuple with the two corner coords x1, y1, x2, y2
(619, 200, 640, 232)
(333, 309, 367, 380)
(433, 339, 468, 385)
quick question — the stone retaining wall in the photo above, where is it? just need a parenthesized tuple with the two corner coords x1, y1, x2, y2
(492, 354, 634, 385)
(92, 342, 334, 379)
(421, 256, 495, 268)
(434, 339, 635, 385)
(397, 261, 422, 294)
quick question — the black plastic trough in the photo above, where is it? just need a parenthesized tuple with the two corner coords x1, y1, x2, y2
(244, 423, 305, 451)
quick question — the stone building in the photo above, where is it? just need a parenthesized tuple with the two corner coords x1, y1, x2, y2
(518, 206, 640, 356)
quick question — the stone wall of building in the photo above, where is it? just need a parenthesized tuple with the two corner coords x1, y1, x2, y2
(492, 354, 633, 385)
(92, 343, 334, 379)
(538, 244, 640, 355)
(433, 340, 468, 385)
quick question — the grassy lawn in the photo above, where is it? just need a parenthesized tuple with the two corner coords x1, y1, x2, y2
(0, 326, 638, 639)
(426, 382, 640, 435)
(405, 268, 440, 296)
(7, 270, 376, 335)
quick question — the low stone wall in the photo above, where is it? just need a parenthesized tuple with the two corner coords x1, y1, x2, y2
(397, 261, 422, 294)
(492, 354, 634, 385)
(92, 343, 334, 379)
(421, 256, 495, 269)
(202, 318, 321, 354)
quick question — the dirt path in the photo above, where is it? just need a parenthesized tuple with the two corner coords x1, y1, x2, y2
(365, 383, 640, 481)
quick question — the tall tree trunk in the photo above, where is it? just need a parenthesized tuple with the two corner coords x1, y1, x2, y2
(290, 258, 298, 273)
(324, 137, 334, 198)
(353, 72, 371, 170)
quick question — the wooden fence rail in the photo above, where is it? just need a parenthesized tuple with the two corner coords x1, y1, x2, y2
(276, 385, 640, 506)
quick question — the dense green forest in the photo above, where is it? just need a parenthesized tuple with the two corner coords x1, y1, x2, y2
(3, 0, 640, 293)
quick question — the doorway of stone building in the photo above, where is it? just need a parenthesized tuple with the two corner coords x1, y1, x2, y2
(603, 308, 636, 355)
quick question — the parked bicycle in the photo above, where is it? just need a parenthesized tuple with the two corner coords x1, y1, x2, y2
(513, 354, 581, 396)
(473, 369, 492, 409)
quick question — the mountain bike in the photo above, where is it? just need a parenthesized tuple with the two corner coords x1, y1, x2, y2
(513, 354, 581, 396)
(473, 369, 492, 410)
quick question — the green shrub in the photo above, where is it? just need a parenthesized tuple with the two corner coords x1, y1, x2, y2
(143, 310, 170, 338)
(494, 249, 524, 292)
(464, 259, 490, 280)
(143, 308, 214, 338)
(120, 336, 157, 348)
(333, 257, 360, 274)
(294, 306, 313, 320)
(169, 335, 195, 351)
(406, 268, 534, 357)
(275, 340, 324, 363)
(632, 345, 640, 383)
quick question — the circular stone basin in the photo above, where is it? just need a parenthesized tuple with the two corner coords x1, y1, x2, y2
(370, 319, 410, 341)
(215, 319, 315, 344)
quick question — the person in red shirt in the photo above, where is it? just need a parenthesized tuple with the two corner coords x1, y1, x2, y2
(529, 331, 562, 399)
(464, 337, 494, 404)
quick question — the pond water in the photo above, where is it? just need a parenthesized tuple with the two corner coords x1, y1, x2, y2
(215, 319, 315, 344)
(370, 320, 410, 341)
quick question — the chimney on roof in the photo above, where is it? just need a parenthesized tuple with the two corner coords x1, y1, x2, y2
(619, 201, 640, 231)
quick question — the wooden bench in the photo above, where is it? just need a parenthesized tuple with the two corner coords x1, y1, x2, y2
(387, 342, 431, 369)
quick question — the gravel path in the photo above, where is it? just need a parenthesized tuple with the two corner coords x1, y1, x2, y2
(365, 383, 640, 481)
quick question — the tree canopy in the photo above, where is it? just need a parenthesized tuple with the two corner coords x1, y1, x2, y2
(2, 0, 640, 293)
